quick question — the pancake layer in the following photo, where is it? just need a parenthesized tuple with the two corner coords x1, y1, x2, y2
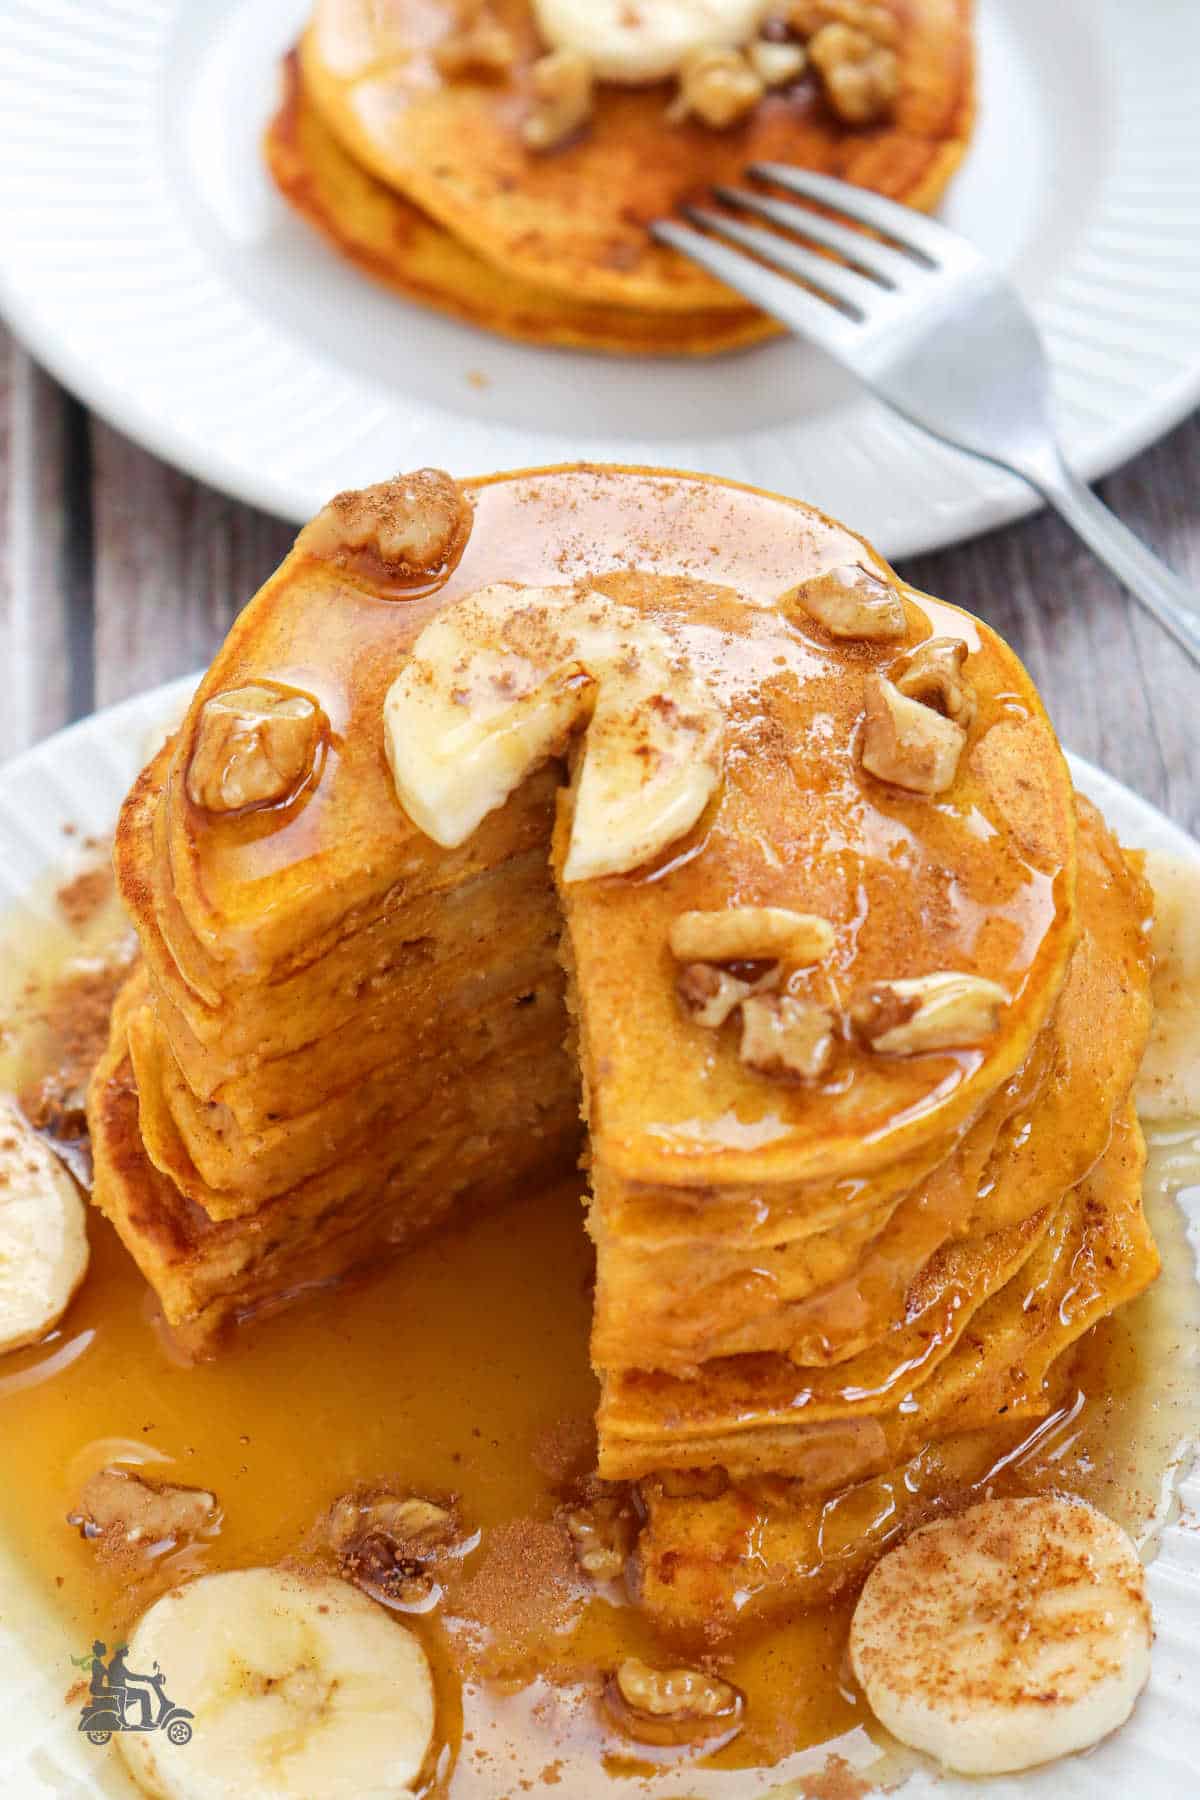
(266, 0, 974, 347)
(299, 0, 974, 312)
(265, 51, 771, 356)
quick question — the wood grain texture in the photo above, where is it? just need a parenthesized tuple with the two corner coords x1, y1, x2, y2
(0, 332, 90, 759)
(0, 314, 1197, 834)
(90, 419, 295, 712)
(900, 411, 1200, 837)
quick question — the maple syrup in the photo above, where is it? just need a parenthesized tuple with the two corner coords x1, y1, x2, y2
(0, 849, 1197, 1797)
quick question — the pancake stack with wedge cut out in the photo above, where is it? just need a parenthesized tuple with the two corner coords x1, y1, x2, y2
(87, 465, 1156, 1627)
(264, 0, 974, 352)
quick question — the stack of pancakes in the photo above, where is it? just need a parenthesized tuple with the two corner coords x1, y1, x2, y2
(265, 0, 974, 352)
(88, 466, 1156, 1623)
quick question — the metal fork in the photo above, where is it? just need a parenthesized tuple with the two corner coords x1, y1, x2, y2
(653, 169, 1200, 668)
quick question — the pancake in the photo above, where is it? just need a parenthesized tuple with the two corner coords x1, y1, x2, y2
(591, 795, 1153, 1373)
(633, 1114, 1153, 1631)
(265, 51, 772, 356)
(298, 0, 974, 314)
(87, 466, 1152, 1637)
(621, 1101, 1155, 1494)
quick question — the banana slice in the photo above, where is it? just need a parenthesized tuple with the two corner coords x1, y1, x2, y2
(383, 582, 723, 883)
(532, 0, 768, 84)
(0, 1096, 88, 1353)
(116, 1567, 435, 1799)
(849, 1495, 1152, 1774)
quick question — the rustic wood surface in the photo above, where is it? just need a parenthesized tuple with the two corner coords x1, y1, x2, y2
(1, 321, 1198, 833)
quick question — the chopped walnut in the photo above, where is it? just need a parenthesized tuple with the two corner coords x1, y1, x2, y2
(748, 38, 808, 87)
(563, 1496, 637, 1582)
(67, 1468, 217, 1548)
(434, 8, 515, 78)
(322, 1488, 459, 1608)
(850, 971, 1009, 1053)
(860, 673, 966, 795)
(672, 47, 764, 129)
(676, 960, 778, 1029)
(611, 1657, 743, 1743)
(186, 683, 324, 815)
(523, 49, 594, 151)
(740, 993, 835, 1081)
(655, 1466, 731, 1501)
(808, 22, 899, 124)
(894, 636, 977, 730)
(789, 0, 899, 48)
(298, 469, 471, 580)
(669, 906, 834, 966)
(792, 563, 907, 641)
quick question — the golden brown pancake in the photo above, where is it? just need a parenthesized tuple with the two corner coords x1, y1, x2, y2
(265, 51, 773, 355)
(298, 0, 974, 313)
(86, 466, 1151, 1641)
(635, 1109, 1155, 1629)
(591, 796, 1153, 1373)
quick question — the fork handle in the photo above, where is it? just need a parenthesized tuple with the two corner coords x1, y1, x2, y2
(1025, 453, 1200, 670)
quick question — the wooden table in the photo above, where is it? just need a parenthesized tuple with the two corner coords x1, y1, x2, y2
(3, 321, 1198, 836)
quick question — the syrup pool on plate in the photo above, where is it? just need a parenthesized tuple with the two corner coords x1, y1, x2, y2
(0, 845, 1198, 1797)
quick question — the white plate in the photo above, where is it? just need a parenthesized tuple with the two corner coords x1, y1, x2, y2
(1, 0, 1199, 554)
(0, 681, 1198, 1798)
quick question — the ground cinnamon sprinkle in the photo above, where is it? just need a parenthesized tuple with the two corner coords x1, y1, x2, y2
(531, 1411, 597, 1484)
(20, 949, 135, 1142)
(796, 1756, 873, 1799)
(55, 864, 114, 928)
(445, 1517, 585, 1676)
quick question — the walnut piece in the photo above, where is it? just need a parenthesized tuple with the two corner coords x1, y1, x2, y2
(790, 0, 899, 46)
(672, 47, 764, 129)
(748, 38, 808, 86)
(523, 49, 594, 150)
(850, 971, 1009, 1053)
(792, 563, 907, 640)
(563, 1496, 637, 1582)
(669, 906, 834, 966)
(68, 1468, 217, 1547)
(434, 8, 515, 78)
(808, 22, 899, 124)
(654, 1466, 731, 1501)
(322, 1489, 459, 1608)
(676, 961, 778, 1029)
(740, 993, 836, 1081)
(612, 1657, 742, 1742)
(894, 636, 977, 730)
(298, 469, 471, 579)
(186, 683, 323, 815)
(860, 673, 966, 795)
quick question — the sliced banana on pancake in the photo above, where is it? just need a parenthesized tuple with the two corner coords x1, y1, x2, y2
(115, 1567, 435, 1799)
(850, 1495, 1152, 1774)
(383, 581, 723, 882)
(0, 1097, 88, 1354)
(533, 0, 770, 83)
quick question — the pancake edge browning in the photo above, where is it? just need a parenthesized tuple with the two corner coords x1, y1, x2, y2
(265, 50, 776, 357)
(297, 0, 975, 315)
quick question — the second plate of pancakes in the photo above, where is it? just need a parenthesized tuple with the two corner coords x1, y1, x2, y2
(1, 0, 1199, 550)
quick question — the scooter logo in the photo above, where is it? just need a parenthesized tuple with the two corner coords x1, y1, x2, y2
(72, 1640, 194, 1747)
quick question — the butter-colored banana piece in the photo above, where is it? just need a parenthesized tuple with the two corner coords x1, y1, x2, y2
(383, 582, 723, 883)
(117, 1567, 435, 1798)
(851, 1496, 1152, 1774)
(532, 0, 769, 84)
(0, 1097, 89, 1355)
